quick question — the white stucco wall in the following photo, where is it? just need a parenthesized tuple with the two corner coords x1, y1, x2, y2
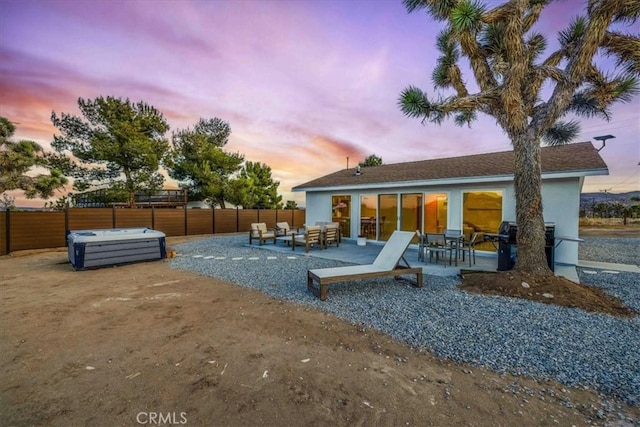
(541, 178, 582, 265)
(302, 176, 583, 265)
(304, 192, 333, 225)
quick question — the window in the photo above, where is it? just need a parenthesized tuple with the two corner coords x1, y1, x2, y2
(462, 190, 503, 251)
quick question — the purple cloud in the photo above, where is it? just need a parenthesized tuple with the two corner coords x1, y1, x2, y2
(1, 0, 638, 208)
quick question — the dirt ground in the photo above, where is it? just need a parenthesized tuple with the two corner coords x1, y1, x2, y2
(459, 225, 639, 318)
(1, 229, 639, 426)
(460, 270, 636, 317)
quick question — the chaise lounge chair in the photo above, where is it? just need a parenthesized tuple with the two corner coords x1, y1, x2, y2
(307, 230, 423, 301)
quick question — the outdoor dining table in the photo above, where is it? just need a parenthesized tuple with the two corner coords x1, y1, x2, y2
(417, 232, 465, 266)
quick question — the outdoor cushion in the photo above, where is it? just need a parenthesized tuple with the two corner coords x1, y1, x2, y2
(275, 222, 296, 236)
(249, 222, 276, 245)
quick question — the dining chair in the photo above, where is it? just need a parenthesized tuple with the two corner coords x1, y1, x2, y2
(425, 233, 452, 265)
(416, 231, 425, 261)
(444, 229, 463, 264)
(460, 232, 479, 267)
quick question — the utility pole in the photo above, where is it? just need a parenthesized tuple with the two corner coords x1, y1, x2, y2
(599, 189, 612, 219)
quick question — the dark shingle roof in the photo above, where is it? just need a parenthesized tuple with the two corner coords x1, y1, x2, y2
(293, 142, 608, 191)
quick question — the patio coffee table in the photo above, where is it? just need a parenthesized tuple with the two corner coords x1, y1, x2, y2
(276, 235, 294, 246)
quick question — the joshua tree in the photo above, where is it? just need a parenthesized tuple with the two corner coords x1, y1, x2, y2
(399, 0, 639, 275)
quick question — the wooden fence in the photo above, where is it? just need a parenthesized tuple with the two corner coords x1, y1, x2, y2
(0, 208, 306, 255)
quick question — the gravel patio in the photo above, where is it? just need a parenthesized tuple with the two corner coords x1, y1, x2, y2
(169, 234, 640, 405)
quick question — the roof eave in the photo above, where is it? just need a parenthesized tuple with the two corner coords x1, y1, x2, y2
(541, 168, 609, 180)
(291, 168, 609, 192)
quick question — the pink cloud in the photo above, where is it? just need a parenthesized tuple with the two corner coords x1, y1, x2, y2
(2, 0, 638, 208)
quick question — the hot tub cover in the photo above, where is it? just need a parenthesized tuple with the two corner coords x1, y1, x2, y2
(67, 228, 166, 270)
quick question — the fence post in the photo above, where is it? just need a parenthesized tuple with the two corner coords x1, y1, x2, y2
(112, 206, 116, 228)
(65, 206, 69, 235)
(151, 206, 155, 230)
(212, 208, 215, 234)
(184, 207, 188, 236)
(5, 209, 10, 255)
(236, 207, 239, 233)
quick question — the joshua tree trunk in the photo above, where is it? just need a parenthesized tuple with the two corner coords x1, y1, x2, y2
(512, 134, 551, 276)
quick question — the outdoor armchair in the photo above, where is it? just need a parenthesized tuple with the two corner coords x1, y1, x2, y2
(323, 223, 340, 249)
(292, 225, 322, 252)
(275, 222, 298, 237)
(249, 223, 276, 245)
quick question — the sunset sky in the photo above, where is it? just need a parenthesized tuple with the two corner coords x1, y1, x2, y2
(2, 0, 639, 207)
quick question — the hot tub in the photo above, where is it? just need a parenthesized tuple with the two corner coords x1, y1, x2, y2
(67, 228, 167, 270)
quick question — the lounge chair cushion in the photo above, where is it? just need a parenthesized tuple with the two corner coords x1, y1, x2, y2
(309, 265, 386, 280)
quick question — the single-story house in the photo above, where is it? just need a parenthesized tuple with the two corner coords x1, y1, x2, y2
(292, 141, 608, 266)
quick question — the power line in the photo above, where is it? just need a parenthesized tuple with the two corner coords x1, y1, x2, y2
(609, 170, 640, 190)
(579, 121, 639, 133)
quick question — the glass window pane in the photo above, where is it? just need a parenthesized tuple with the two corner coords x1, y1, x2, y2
(401, 194, 422, 243)
(463, 191, 503, 252)
(332, 195, 351, 238)
(378, 194, 397, 241)
(424, 193, 447, 233)
(360, 195, 377, 239)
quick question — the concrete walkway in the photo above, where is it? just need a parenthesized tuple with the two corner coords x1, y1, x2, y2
(577, 260, 640, 274)
(251, 238, 639, 284)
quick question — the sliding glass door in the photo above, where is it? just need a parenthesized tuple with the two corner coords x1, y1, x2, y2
(378, 194, 397, 241)
(331, 195, 351, 238)
(360, 195, 377, 239)
(401, 193, 422, 243)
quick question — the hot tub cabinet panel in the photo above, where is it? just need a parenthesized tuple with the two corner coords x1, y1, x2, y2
(67, 228, 166, 270)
